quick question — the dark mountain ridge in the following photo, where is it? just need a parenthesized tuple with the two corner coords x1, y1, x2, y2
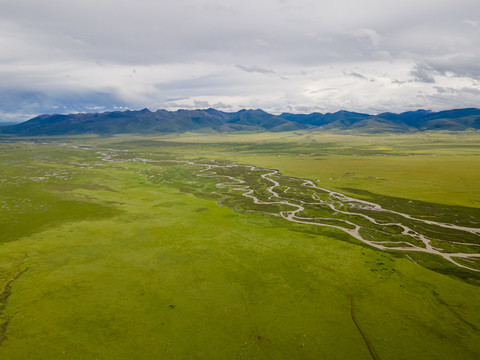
(1, 107, 480, 136)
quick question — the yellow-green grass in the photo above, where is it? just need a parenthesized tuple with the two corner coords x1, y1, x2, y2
(141, 131, 480, 208)
(155, 130, 480, 151)
(0, 135, 480, 359)
(225, 154, 480, 208)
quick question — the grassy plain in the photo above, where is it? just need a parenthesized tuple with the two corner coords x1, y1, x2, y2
(165, 131, 480, 207)
(0, 131, 479, 359)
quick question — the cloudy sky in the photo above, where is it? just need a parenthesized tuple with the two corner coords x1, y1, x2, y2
(1, 0, 480, 121)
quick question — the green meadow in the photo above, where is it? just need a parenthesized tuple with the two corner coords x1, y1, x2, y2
(0, 132, 480, 359)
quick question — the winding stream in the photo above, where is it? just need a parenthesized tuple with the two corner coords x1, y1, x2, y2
(97, 152, 480, 272)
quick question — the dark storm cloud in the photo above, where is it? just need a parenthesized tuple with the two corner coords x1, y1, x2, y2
(345, 71, 370, 81)
(410, 63, 436, 83)
(426, 56, 480, 79)
(235, 64, 276, 75)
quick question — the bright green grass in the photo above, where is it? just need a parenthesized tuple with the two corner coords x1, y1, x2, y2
(0, 133, 479, 359)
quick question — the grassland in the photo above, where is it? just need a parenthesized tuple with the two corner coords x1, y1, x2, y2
(0, 131, 479, 359)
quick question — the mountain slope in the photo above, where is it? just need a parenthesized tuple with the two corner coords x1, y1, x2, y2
(1, 108, 479, 135)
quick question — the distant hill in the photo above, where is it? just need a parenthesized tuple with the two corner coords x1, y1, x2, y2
(1, 108, 480, 136)
(0, 122, 20, 127)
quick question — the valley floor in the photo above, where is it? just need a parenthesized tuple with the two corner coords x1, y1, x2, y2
(0, 131, 479, 359)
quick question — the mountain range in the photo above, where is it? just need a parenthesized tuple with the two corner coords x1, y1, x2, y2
(1, 108, 480, 136)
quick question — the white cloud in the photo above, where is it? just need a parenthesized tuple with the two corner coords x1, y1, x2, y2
(0, 0, 479, 120)
(463, 19, 479, 27)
